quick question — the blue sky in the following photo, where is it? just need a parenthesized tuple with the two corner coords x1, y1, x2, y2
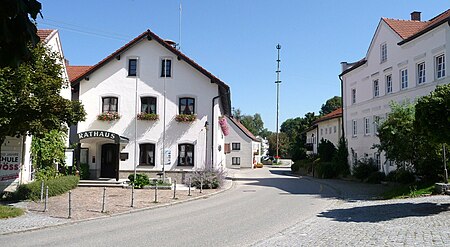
(38, 0, 447, 131)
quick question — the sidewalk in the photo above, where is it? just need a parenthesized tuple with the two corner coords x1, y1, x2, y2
(0, 175, 235, 235)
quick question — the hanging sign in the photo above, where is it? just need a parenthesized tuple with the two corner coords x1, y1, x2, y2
(0, 151, 20, 182)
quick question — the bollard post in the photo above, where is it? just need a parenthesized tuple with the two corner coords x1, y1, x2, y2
(200, 175, 203, 194)
(188, 177, 191, 196)
(173, 179, 177, 199)
(131, 185, 135, 208)
(44, 185, 48, 212)
(101, 187, 106, 213)
(68, 190, 72, 219)
(40, 180, 44, 202)
(154, 179, 158, 203)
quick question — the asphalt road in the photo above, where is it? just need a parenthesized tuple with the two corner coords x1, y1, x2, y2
(0, 168, 339, 247)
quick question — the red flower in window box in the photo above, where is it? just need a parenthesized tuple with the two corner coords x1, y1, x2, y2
(97, 112, 121, 121)
(137, 112, 159, 121)
(175, 114, 197, 122)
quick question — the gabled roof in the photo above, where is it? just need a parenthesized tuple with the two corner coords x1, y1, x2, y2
(68, 28, 231, 115)
(227, 117, 260, 142)
(312, 108, 342, 125)
(37, 29, 56, 43)
(67, 65, 92, 82)
(340, 9, 450, 76)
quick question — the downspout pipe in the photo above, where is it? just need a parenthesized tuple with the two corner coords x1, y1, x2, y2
(211, 95, 221, 169)
(338, 74, 345, 138)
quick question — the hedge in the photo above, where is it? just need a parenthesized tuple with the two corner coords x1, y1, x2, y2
(15, 175, 79, 201)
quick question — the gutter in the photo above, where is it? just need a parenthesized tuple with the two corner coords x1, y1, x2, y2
(339, 74, 345, 138)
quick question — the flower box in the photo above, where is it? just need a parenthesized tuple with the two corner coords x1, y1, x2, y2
(137, 112, 159, 121)
(97, 112, 121, 121)
(175, 114, 197, 122)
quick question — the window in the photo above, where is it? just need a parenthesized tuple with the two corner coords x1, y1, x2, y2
(334, 126, 337, 133)
(373, 79, 379, 97)
(128, 59, 137, 76)
(141, 97, 157, 114)
(351, 88, 356, 104)
(139, 143, 155, 166)
(436, 54, 446, 79)
(232, 143, 241, 150)
(373, 116, 380, 135)
(320, 129, 323, 136)
(386, 74, 392, 94)
(102, 97, 118, 112)
(374, 152, 381, 169)
(161, 59, 172, 77)
(232, 157, 240, 166)
(178, 144, 194, 166)
(325, 128, 328, 134)
(417, 62, 426, 84)
(329, 127, 332, 134)
(400, 69, 408, 89)
(380, 43, 387, 63)
(179, 97, 195, 115)
(364, 117, 370, 135)
(352, 152, 358, 166)
(352, 120, 357, 137)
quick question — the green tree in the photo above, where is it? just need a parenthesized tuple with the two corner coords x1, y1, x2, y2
(0, 0, 42, 67)
(268, 132, 289, 158)
(320, 96, 341, 116)
(280, 112, 318, 161)
(31, 129, 66, 169)
(0, 44, 86, 152)
(238, 112, 264, 137)
(332, 137, 350, 176)
(415, 84, 450, 146)
(317, 138, 336, 162)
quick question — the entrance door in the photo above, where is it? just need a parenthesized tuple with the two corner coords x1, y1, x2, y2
(101, 144, 117, 178)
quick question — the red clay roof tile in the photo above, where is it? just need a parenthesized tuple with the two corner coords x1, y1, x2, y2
(67, 65, 92, 82)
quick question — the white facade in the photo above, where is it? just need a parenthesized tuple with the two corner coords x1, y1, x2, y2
(224, 117, 261, 169)
(340, 11, 450, 173)
(305, 109, 342, 155)
(70, 30, 231, 179)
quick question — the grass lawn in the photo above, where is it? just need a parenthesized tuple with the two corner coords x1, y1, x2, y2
(0, 205, 24, 219)
(382, 182, 436, 199)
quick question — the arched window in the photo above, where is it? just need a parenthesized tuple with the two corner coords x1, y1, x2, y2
(179, 97, 195, 115)
(178, 143, 194, 166)
(139, 143, 155, 166)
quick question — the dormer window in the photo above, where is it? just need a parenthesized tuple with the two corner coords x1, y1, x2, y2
(380, 43, 387, 63)
(128, 58, 137, 76)
(161, 59, 172, 77)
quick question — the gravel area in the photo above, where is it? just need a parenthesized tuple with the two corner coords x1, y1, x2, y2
(0, 181, 229, 235)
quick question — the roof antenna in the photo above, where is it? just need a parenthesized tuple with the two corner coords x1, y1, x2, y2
(178, 0, 182, 50)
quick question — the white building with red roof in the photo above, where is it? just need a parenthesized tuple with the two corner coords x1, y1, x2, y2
(305, 108, 343, 155)
(224, 117, 261, 169)
(340, 10, 450, 173)
(67, 29, 231, 181)
(1, 29, 70, 192)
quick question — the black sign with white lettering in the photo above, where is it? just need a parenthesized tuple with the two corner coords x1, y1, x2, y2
(76, 130, 120, 143)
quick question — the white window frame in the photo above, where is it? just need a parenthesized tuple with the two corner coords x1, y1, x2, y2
(373, 116, 380, 135)
(373, 79, 379, 97)
(351, 88, 356, 104)
(380, 43, 387, 63)
(374, 152, 381, 169)
(160, 57, 173, 78)
(417, 62, 426, 85)
(400, 68, 408, 90)
(385, 74, 392, 94)
(232, 157, 240, 166)
(364, 117, 370, 135)
(231, 142, 241, 151)
(436, 54, 446, 79)
(352, 120, 357, 137)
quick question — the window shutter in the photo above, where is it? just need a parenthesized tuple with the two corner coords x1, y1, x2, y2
(224, 143, 230, 154)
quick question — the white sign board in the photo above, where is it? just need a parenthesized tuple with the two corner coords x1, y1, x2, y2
(0, 151, 21, 192)
(164, 149, 171, 165)
(65, 150, 74, 167)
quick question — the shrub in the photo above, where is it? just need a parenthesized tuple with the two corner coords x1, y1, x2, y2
(318, 139, 337, 162)
(15, 175, 79, 201)
(316, 162, 339, 179)
(35, 166, 59, 181)
(189, 168, 226, 189)
(291, 162, 300, 172)
(332, 137, 350, 176)
(79, 163, 91, 180)
(128, 173, 150, 189)
(352, 158, 379, 181)
(367, 171, 386, 184)
(395, 169, 416, 184)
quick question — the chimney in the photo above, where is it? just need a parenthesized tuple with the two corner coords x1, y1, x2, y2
(411, 11, 421, 21)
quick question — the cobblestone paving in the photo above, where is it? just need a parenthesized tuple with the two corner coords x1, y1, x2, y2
(253, 195, 450, 247)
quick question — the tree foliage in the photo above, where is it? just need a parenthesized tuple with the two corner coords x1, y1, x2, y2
(267, 132, 289, 158)
(31, 129, 66, 169)
(0, 0, 42, 67)
(320, 96, 341, 116)
(0, 44, 86, 147)
(415, 84, 450, 146)
(280, 112, 318, 160)
(332, 137, 350, 176)
(232, 108, 270, 137)
(317, 138, 336, 162)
